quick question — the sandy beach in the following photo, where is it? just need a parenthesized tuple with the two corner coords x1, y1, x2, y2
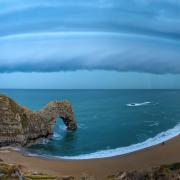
(0, 135, 179, 178)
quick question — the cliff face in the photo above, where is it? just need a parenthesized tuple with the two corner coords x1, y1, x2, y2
(0, 95, 77, 147)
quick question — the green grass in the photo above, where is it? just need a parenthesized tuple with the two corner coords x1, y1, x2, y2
(161, 162, 180, 171)
(25, 175, 57, 179)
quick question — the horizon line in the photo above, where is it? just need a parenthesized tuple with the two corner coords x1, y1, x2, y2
(0, 88, 180, 90)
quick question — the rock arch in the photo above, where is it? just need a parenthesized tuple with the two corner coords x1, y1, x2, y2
(0, 95, 77, 147)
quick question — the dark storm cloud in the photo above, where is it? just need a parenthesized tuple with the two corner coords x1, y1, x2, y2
(0, 0, 180, 74)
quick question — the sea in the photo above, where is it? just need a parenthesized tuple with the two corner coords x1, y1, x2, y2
(0, 89, 180, 159)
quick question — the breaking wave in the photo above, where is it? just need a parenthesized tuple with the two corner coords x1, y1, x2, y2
(25, 123, 180, 160)
(127, 102, 151, 107)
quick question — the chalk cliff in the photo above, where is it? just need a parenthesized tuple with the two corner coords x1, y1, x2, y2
(0, 95, 77, 147)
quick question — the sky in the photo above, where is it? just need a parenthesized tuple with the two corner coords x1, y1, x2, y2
(0, 0, 180, 89)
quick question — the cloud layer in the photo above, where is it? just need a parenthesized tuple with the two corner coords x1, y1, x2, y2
(0, 0, 180, 74)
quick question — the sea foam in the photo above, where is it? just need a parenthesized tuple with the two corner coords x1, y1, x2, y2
(127, 102, 151, 107)
(26, 122, 180, 160)
(60, 123, 180, 159)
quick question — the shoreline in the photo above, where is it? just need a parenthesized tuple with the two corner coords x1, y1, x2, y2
(0, 134, 179, 178)
(21, 122, 180, 160)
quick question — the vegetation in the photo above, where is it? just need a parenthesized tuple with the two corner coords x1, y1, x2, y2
(0, 161, 180, 179)
(0, 161, 58, 180)
(24, 175, 57, 180)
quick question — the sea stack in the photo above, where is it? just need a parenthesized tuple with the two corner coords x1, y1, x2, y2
(0, 95, 77, 147)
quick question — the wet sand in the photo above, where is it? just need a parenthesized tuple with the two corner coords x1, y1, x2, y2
(0, 135, 179, 178)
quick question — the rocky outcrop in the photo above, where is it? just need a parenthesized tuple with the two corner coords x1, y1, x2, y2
(0, 94, 77, 147)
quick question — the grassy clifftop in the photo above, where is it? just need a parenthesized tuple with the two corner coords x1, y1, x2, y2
(0, 159, 180, 180)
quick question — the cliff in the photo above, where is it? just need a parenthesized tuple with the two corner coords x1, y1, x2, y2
(0, 94, 77, 147)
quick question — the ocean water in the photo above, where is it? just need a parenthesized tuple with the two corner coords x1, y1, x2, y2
(0, 89, 180, 159)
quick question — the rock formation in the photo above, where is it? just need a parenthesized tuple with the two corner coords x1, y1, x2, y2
(0, 94, 77, 147)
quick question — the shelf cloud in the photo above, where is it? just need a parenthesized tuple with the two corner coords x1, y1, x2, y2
(0, 0, 180, 74)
